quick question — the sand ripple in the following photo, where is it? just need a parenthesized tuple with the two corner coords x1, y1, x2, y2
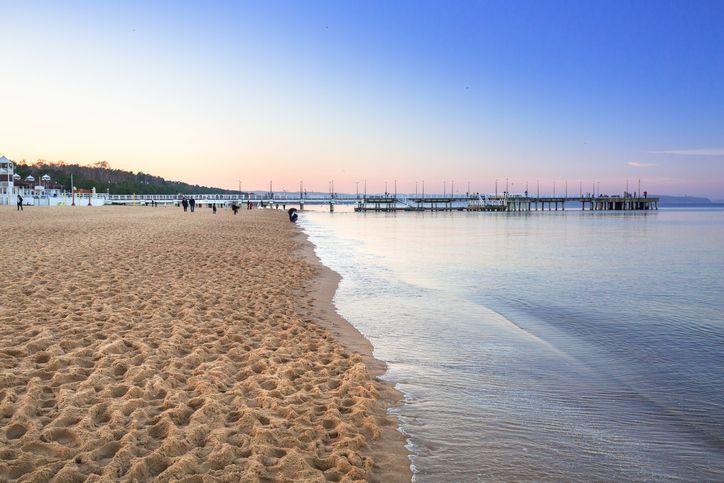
(0, 207, 401, 482)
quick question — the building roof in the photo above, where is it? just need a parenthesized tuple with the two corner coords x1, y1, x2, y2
(0, 155, 13, 174)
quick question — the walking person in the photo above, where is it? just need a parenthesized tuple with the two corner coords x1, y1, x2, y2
(181, 197, 188, 212)
(17, 194, 23, 211)
(189, 198, 195, 212)
(212, 204, 217, 214)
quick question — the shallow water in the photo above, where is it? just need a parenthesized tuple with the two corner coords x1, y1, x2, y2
(301, 208, 724, 481)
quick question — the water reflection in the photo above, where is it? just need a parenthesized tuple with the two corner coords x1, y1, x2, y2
(302, 209, 724, 481)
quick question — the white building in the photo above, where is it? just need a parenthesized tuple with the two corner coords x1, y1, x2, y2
(0, 155, 15, 205)
(0, 155, 106, 206)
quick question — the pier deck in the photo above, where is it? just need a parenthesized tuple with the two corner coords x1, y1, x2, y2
(98, 193, 658, 212)
(354, 195, 659, 212)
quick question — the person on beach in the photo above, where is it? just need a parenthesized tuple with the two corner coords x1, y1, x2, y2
(212, 204, 217, 214)
(189, 198, 195, 212)
(231, 202, 239, 215)
(181, 198, 188, 212)
(17, 194, 23, 211)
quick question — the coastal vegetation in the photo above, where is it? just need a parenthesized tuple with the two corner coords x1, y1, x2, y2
(13, 160, 233, 195)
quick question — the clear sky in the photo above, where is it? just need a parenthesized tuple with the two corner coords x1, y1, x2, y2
(1, 1, 723, 197)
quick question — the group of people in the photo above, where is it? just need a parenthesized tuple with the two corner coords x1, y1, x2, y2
(180, 197, 196, 212)
(177, 197, 294, 220)
(180, 196, 219, 213)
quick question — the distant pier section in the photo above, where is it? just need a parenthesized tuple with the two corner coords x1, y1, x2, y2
(354, 194, 659, 212)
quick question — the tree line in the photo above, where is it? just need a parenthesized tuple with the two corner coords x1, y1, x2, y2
(13, 160, 234, 195)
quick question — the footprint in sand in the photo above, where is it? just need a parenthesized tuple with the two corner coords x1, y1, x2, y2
(43, 427, 80, 447)
(6, 423, 27, 440)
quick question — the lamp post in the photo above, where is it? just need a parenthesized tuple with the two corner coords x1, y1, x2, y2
(71, 174, 75, 206)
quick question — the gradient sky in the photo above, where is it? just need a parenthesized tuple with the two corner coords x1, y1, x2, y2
(1, 1, 723, 197)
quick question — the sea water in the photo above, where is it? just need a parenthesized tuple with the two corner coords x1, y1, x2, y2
(300, 208, 724, 481)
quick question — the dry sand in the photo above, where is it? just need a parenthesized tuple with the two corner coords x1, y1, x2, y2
(0, 206, 409, 482)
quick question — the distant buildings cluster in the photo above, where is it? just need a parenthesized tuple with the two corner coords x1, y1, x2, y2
(1, 155, 67, 205)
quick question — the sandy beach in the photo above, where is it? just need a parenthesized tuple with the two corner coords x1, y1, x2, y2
(0, 206, 409, 482)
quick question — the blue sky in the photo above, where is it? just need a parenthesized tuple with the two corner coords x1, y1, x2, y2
(1, 0, 723, 196)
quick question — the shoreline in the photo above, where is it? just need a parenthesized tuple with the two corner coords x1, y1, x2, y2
(293, 227, 412, 482)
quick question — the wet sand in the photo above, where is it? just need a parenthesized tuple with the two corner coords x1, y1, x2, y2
(0, 206, 409, 482)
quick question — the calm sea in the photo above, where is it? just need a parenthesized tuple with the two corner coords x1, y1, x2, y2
(300, 207, 724, 482)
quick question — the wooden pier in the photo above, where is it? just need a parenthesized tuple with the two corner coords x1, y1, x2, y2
(354, 195, 659, 212)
